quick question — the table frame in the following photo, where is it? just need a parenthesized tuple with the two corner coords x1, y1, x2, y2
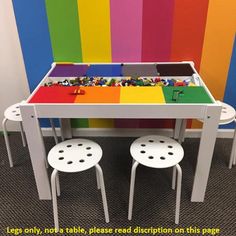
(20, 62, 222, 202)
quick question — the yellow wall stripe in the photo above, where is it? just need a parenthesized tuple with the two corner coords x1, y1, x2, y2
(199, 0, 236, 100)
(89, 119, 114, 128)
(77, 0, 112, 128)
(77, 0, 112, 62)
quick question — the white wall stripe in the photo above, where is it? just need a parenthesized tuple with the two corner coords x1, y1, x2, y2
(0, 0, 30, 131)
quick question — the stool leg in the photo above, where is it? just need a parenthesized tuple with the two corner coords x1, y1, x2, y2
(128, 161, 139, 221)
(51, 169, 59, 232)
(132, 158, 135, 165)
(56, 172, 60, 196)
(59, 119, 65, 142)
(174, 119, 183, 139)
(229, 125, 236, 169)
(178, 119, 187, 143)
(2, 118, 13, 167)
(45, 158, 49, 169)
(95, 164, 109, 223)
(172, 166, 177, 190)
(19, 121, 26, 147)
(95, 167, 101, 189)
(175, 164, 182, 224)
(234, 152, 236, 166)
(49, 118, 58, 144)
(233, 123, 236, 166)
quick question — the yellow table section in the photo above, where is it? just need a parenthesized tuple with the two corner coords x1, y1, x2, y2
(120, 87, 165, 103)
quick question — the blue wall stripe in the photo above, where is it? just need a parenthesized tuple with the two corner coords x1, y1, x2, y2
(223, 35, 236, 129)
(12, 0, 53, 92)
(13, 0, 54, 127)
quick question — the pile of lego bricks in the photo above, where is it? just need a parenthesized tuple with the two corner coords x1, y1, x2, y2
(44, 76, 196, 87)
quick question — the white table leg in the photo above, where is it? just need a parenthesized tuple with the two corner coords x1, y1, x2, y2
(174, 119, 183, 139)
(20, 104, 51, 200)
(179, 119, 187, 143)
(228, 124, 236, 169)
(191, 105, 221, 202)
(59, 118, 72, 140)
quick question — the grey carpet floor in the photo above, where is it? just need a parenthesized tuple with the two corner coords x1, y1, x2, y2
(0, 134, 235, 236)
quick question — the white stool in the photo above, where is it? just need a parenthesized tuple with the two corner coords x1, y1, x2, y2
(175, 101, 236, 169)
(128, 135, 183, 224)
(2, 103, 58, 167)
(48, 139, 109, 232)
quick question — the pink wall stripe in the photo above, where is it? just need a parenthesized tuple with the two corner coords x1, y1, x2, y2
(114, 119, 140, 128)
(110, 0, 142, 62)
(142, 0, 174, 61)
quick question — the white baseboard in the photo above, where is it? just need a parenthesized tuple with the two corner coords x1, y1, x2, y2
(41, 128, 235, 139)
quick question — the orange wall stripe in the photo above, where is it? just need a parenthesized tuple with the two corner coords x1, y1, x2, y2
(171, 0, 209, 128)
(199, 0, 236, 100)
(171, 0, 209, 70)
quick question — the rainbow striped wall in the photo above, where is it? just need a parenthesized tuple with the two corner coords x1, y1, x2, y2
(12, 0, 236, 128)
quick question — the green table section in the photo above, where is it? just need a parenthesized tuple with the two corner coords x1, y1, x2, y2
(163, 87, 213, 103)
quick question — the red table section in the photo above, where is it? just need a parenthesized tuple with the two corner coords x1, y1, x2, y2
(29, 87, 121, 104)
(29, 87, 78, 103)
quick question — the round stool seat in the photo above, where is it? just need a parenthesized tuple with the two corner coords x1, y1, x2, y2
(218, 101, 236, 125)
(48, 139, 102, 173)
(197, 101, 235, 125)
(130, 135, 184, 168)
(4, 103, 22, 122)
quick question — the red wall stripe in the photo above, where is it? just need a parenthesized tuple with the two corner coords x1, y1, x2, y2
(141, 0, 174, 128)
(142, 0, 174, 62)
(170, 0, 209, 70)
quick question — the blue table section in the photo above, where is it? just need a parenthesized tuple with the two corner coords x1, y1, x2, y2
(86, 64, 122, 76)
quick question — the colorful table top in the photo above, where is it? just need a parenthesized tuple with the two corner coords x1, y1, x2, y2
(28, 63, 214, 104)
(48, 63, 196, 77)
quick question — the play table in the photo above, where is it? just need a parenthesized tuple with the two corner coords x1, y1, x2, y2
(20, 62, 221, 202)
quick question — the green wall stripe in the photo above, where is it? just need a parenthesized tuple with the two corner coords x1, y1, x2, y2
(45, 0, 86, 127)
(45, 0, 82, 62)
(71, 118, 89, 128)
